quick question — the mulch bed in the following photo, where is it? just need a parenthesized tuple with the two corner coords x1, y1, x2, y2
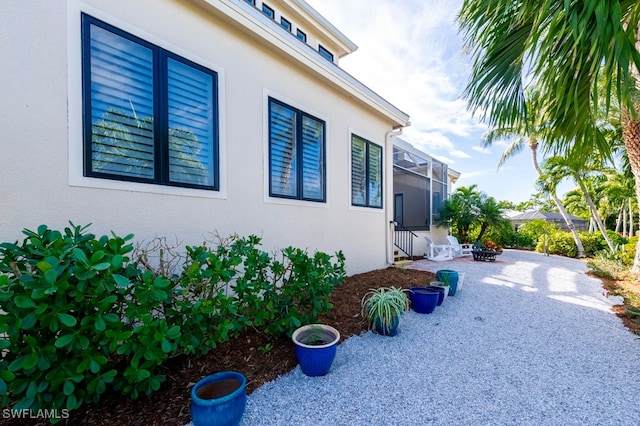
(5, 267, 435, 426)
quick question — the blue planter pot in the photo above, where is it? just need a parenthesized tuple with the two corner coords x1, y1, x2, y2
(409, 287, 440, 314)
(426, 285, 445, 305)
(190, 371, 247, 426)
(436, 270, 459, 296)
(292, 324, 340, 377)
(373, 314, 400, 336)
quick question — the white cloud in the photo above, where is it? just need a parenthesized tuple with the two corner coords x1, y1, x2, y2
(450, 149, 471, 159)
(471, 146, 491, 154)
(306, 0, 548, 202)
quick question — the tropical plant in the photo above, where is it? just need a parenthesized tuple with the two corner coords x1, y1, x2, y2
(458, 0, 640, 270)
(361, 287, 410, 335)
(438, 185, 482, 242)
(480, 89, 586, 256)
(541, 156, 615, 251)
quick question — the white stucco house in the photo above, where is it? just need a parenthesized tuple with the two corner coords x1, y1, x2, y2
(1, 0, 457, 274)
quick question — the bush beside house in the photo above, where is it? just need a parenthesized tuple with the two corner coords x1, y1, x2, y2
(0, 223, 345, 416)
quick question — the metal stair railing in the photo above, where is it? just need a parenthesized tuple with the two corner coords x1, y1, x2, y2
(392, 221, 418, 258)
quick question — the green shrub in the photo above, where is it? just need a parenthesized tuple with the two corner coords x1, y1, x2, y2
(0, 224, 346, 417)
(620, 236, 638, 266)
(0, 223, 179, 414)
(577, 231, 606, 257)
(518, 219, 556, 249)
(586, 258, 628, 280)
(536, 231, 577, 257)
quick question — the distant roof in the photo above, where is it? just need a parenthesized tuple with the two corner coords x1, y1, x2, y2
(510, 211, 587, 222)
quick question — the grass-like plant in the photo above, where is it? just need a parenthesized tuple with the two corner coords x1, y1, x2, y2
(361, 287, 410, 335)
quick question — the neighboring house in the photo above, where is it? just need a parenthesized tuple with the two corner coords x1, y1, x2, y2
(392, 138, 460, 257)
(510, 211, 589, 232)
(1, 0, 414, 275)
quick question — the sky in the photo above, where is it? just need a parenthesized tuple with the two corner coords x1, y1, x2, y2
(305, 0, 570, 204)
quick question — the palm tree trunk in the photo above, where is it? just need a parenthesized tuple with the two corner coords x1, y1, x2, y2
(529, 139, 586, 257)
(629, 198, 634, 238)
(615, 208, 623, 234)
(575, 176, 615, 251)
(622, 111, 640, 271)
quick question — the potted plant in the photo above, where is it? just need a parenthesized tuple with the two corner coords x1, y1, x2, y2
(408, 286, 441, 313)
(190, 371, 247, 426)
(436, 269, 459, 296)
(430, 280, 449, 300)
(292, 324, 340, 377)
(361, 286, 410, 336)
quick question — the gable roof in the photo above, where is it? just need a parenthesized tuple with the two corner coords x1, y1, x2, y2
(510, 211, 587, 223)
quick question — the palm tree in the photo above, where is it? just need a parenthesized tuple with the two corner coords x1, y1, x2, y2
(458, 1, 640, 270)
(476, 195, 508, 241)
(541, 156, 615, 251)
(437, 185, 482, 243)
(482, 91, 585, 256)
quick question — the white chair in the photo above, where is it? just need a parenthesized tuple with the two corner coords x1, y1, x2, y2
(446, 235, 473, 257)
(424, 237, 454, 261)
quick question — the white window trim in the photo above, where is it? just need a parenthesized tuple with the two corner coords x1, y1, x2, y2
(67, 1, 227, 199)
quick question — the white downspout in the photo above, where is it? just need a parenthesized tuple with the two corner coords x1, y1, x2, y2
(385, 125, 406, 266)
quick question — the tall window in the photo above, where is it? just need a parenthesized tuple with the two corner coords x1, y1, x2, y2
(351, 135, 382, 208)
(81, 14, 218, 190)
(269, 98, 325, 202)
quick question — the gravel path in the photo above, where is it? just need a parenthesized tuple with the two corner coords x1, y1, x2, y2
(241, 250, 640, 425)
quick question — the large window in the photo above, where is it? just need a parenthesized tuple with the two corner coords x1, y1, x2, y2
(268, 98, 325, 202)
(81, 14, 218, 190)
(351, 135, 382, 208)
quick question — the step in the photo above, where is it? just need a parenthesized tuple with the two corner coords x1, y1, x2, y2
(393, 259, 413, 268)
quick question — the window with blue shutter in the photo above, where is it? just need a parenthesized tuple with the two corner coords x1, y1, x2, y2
(269, 98, 325, 202)
(351, 135, 382, 208)
(82, 14, 218, 190)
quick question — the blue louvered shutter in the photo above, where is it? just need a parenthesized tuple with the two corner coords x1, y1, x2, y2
(270, 103, 297, 197)
(301, 116, 324, 200)
(351, 136, 366, 205)
(368, 143, 382, 207)
(89, 24, 155, 179)
(167, 58, 215, 186)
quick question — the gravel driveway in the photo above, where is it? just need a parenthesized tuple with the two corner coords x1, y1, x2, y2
(241, 249, 640, 425)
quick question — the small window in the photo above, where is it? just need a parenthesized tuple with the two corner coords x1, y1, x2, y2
(318, 45, 334, 62)
(81, 14, 218, 190)
(296, 29, 307, 43)
(269, 98, 325, 202)
(262, 4, 275, 19)
(245, 0, 255, 5)
(280, 17, 292, 32)
(351, 135, 382, 208)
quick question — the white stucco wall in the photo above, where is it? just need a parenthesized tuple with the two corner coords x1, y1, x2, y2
(0, 0, 399, 275)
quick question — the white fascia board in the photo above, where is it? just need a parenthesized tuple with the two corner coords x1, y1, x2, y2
(197, 0, 410, 127)
(291, 0, 358, 56)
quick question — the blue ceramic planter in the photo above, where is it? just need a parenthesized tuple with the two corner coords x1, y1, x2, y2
(373, 314, 400, 336)
(426, 285, 446, 305)
(292, 324, 340, 376)
(190, 371, 247, 426)
(436, 270, 459, 296)
(408, 287, 440, 314)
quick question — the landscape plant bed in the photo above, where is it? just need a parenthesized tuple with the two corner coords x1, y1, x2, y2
(4, 267, 435, 426)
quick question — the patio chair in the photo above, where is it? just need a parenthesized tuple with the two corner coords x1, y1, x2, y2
(424, 237, 454, 261)
(446, 235, 473, 257)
